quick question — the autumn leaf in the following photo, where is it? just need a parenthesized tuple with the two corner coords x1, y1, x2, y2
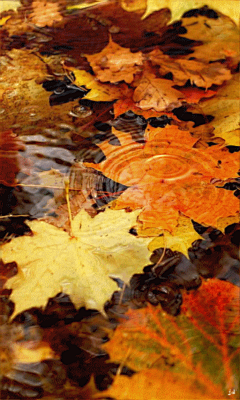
(0, 130, 25, 186)
(199, 73, 240, 146)
(1, 208, 151, 318)
(178, 87, 216, 104)
(147, 216, 202, 258)
(103, 279, 240, 399)
(85, 125, 239, 231)
(114, 96, 175, 119)
(148, 48, 232, 89)
(133, 71, 185, 112)
(85, 38, 144, 84)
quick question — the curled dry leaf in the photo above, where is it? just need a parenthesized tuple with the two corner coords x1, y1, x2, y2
(133, 71, 184, 112)
(148, 48, 232, 89)
(85, 38, 144, 84)
(103, 279, 240, 399)
(1, 208, 151, 318)
(85, 124, 239, 232)
(0, 130, 25, 186)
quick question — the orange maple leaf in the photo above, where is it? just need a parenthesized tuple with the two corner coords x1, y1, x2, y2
(103, 279, 240, 399)
(85, 38, 143, 84)
(84, 124, 239, 232)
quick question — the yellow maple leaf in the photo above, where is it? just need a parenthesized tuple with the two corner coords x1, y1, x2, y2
(148, 216, 202, 258)
(120, 0, 240, 25)
(1, 208, 151, 318)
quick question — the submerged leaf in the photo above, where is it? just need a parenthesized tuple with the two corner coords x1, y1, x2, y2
(1, 208, 151, 317)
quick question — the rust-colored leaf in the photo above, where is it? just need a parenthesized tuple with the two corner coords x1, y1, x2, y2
(84, 124, 239, 231)
(103, 279, 240, 399)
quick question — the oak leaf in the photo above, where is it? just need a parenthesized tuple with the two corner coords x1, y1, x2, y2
(103, 279, 240, 398)
(133, 71, 185, 112)
(148, 48, 232, 89)
(1, 208, 151, 318)
(84, 125, 239, 232)
(199, 73, 240, 146)
(85, 38, 143, 84)
(148, 216, 202, 258)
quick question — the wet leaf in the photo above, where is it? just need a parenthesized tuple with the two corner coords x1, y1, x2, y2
(148, 216, 202, 258)
(29, 0, 63, 27)
(1, 208, 151, 317)
(85, 37, 144, 84)
(85, 125, 239, 231)
(103, 279, 240, 398)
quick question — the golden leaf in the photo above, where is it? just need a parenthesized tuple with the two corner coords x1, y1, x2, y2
(0, 1, 21, 13)
(1, 208, 151, 318)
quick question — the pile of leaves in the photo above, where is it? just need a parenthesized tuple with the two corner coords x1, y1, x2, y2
(0, 0, 239, 398)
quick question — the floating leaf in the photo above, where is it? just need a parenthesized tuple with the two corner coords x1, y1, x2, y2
(1, 208, 151, 318)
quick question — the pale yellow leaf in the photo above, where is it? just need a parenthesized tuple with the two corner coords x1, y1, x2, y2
(148, 216, 202, 258)
(200, 73, 240, 146)
(137, 0, 240, 25)
(1, 208, 151, 318)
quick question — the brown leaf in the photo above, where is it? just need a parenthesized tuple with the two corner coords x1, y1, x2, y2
(133, 71, 185, 112)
